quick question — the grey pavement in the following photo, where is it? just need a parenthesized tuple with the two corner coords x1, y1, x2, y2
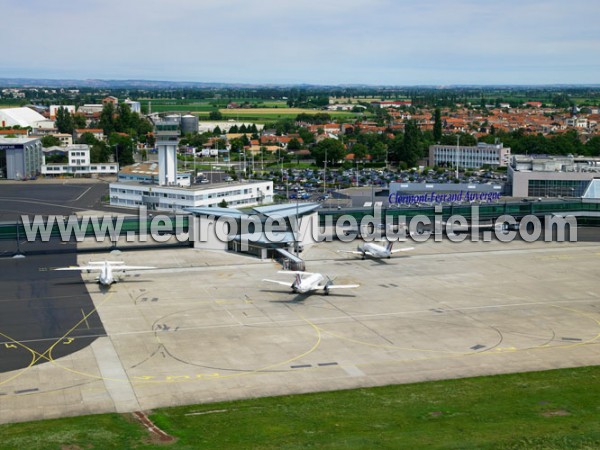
(0, 237, 599, 423)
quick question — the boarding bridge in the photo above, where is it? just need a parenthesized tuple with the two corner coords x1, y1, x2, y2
(274, 248, 305, 271)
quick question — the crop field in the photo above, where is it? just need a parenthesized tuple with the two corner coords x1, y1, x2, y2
(1, 366, 598, 449)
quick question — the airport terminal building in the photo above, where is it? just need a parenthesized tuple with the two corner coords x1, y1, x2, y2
(508, 155, 600, 198)
(109, 179, 273, 211)
(109, 117, 273, 211)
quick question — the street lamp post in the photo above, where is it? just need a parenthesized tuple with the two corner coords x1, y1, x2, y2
(324, 147, 327, 194)
(455, 135, 460, 180)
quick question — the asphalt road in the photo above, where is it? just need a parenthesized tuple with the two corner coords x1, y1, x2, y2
(0, 182, 111, 373)
(0, 181, 131, 222)
(0, 240, 106, 373)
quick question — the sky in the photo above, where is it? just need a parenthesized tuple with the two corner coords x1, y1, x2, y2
(1, 0, 599, 85)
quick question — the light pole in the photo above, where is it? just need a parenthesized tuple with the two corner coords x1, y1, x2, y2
(111, 144, 120, 168)
(455, 135, 460, 180)
(323, 147, 327, 194)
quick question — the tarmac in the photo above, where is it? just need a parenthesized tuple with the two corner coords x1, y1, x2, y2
(0, 235, 599, 424)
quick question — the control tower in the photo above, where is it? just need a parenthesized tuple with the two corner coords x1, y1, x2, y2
(154, 118, 180, 186)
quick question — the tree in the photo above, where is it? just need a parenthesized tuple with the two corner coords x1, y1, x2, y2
(209, 110, 223, 120)
(100, 102, 116, 136)
(433, 108, 442, 142)
(391, 120, 423, 167)
(218, 199, 228, 208)
(311, 138, 345, 166)
(229, 138, 244, 152)
(108, 132, 134, 166)
(287, 137, 302, 150)
(78, 132, 99, 145)
(371, 142, 388, 162)
(72, 113, 86, 129)
(41, 135, 61, 147)
(116, 102, 133, 133)
(352, 143, 368, 161)
(585, 136, 600, 157)
(90, 142, 111, 163)
(55, 107, 74, 134)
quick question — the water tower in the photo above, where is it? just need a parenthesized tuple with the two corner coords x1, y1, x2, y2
(154, 118, 180, 186)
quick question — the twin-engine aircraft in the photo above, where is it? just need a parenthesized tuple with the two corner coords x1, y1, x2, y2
(339, 240, 414, 260)
(263, 271, 359, 295)
(54, 261, 155, 286)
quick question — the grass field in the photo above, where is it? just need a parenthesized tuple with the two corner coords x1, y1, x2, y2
(212, 108, 366, 123)
(0, 366, 598, 449)
(140, 99, 289, 114)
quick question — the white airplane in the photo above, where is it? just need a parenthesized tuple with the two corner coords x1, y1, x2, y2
(339, 240, 414, 260)
(263, 271, 359, 295)
(54, 261, 155, 286)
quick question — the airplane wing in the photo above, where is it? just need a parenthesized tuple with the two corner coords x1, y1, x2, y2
(318, 284, 360, 290)
(112, 265, 155, 270)
(390, 247, 415, 254)
(263, 279, 293, 287)
(54, 266, 103, 272)
(88, 261, 125, 265)
(336, 250, 364, 255)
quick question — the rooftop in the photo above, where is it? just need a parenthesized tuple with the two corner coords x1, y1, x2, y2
(0, 136, 41, 145)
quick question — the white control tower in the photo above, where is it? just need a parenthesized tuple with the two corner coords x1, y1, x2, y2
(155, 118, 180, 186)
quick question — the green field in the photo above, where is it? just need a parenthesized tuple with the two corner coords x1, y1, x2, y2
(1, 366, 599, 449)
(140, 99, 289, 114)
(210, 108, 367, 123)
(138, 99, 368, 122)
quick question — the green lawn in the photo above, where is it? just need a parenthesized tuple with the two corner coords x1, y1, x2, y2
(0, 366, 599, 449)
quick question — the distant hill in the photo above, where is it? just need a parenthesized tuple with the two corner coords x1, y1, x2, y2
(0, 78, 598, 90)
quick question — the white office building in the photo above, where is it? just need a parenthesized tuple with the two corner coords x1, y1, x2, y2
(42, 144, 118, 176)
(429, 142, 511, 169)
(109, 180, 273, 211)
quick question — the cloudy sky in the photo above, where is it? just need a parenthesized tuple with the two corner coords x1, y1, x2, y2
(1, 0, 598, 85)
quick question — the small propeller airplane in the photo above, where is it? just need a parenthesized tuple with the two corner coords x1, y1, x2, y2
(54, 261, 155, 286)
(338, 240, 414, 260)
(263, 271, 359, 295)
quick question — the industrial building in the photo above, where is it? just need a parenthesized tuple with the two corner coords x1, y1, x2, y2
(508, 154, 600, 198)
(429, 142, 511, 169)
(0, 136, 43, 179)
(0, 107, 48, 129)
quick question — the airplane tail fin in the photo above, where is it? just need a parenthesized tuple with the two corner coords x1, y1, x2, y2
(386, 240, 394, 252)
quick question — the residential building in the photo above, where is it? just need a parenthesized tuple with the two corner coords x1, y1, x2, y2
(74, 129, 105, 142)
(49, 105, 76, 119)
(53, 133, 73, 147)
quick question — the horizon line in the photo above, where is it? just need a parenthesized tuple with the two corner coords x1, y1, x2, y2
(1, 77, 600, 89)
